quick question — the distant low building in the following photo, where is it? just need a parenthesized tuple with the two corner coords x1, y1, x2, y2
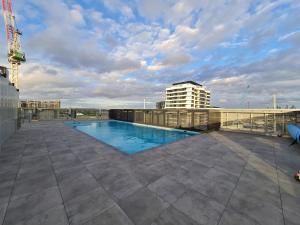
(165, 81, 210, 109)
(156, 101, 165, 109)
(20, 100, 61, 109)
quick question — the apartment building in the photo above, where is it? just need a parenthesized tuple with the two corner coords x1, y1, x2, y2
(20, 100, 61, 109)
(165, 81, 210, 109)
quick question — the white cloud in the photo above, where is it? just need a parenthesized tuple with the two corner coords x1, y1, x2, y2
(5, 0, 299, 108)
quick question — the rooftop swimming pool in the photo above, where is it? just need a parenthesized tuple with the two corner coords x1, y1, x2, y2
(65, 120, 198, 154)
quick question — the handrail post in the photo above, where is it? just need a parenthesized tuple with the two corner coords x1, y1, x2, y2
(264, 113, 267, 134)
(282, 114, 285, 135)
(177, 110, 180, 128)
(191, 110, 195, 129)
(250, 113, 253, 132)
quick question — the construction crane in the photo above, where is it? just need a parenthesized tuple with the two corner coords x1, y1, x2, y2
(2, 0, 25, 90)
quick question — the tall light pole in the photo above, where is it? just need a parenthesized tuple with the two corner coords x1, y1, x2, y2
(273, 94, 277, 109)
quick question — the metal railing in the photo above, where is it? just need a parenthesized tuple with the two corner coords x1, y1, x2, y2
(218, 109, 300, 136)
(20, 108, 109, 122)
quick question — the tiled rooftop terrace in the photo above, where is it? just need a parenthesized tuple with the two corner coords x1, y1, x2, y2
(0, 121, 300, 225)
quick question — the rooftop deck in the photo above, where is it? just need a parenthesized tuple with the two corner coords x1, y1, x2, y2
(0, 121, 299, 225)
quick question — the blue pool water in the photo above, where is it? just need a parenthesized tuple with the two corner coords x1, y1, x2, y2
(65, 120, 198, 154)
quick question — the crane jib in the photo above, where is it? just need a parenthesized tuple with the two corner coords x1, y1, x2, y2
(1, 0, 25, 89)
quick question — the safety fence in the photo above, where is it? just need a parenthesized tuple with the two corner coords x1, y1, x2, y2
(109, 109, 220, 131)
(219, 109, 300, 136)
(20, 108, 109, 122)
(109, 109, 300, 135)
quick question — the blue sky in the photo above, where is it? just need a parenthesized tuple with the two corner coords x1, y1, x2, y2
(0, 0, 299, 108)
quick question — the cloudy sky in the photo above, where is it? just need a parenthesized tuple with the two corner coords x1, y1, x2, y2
(0, 0, 299, 108)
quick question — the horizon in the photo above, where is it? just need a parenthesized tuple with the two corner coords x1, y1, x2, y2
(0, 0, 299, 109)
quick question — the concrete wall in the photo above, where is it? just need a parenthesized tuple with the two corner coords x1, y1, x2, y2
(0, 76, 19, 149)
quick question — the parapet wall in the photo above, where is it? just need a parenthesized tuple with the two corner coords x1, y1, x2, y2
(0, 76, 19, 149)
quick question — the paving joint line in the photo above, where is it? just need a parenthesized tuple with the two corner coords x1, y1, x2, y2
(1, 138, 27, 225)
(273, 143, 286, 225)
(46, 139, 71, 225)
(216, 150, 250, 225)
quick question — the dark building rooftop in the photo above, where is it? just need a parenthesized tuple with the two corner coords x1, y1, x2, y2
(172, 81, 202, 86)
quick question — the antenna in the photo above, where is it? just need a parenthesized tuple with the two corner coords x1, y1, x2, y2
(240, 84, 250, 108)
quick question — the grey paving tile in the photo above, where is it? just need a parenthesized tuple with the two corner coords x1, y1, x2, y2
(54, 164, 88, 184)
(234, 178, 281, 208)
(0, 170, 17, 183)
(23, 147, 48, 157)
(119, 188, 169, 225)
(59, 172, 99, 202)
(132, 150, 168, 166)
(50, 152, 79, 163)
(165, 154, 191, 168)
(74, 150, 103, 163)
(65, 187, 115, 225)
(173, 189, 225, 225)
(17, 164, 53, 182)
(180, 160, 211, 176)
(93, 166, 143, 199)
(281, 193, 300, 225)
(218, 208, 259, 225)
(49, 149, 73, 156)
(20, 155, 52, 172)
(14, 205, 69, 225)
(104, 174, 143, 200)
(0, 203, 8, 225)
(168, 166, 196, 186)
(0, 161, 20, 174)
(11, 173, 57, 200)
(189, 153, 218, 167)
(151, 206, 199, 225)
(148, 176, 186, 204)
(85, 160, 114, 180)
(191, 168, 237, 205)
(0, 154, 22, 165)
(146, 159, 179, 178)
(213, 157, 245, 177)
(51, 153, 82, 170)
(83, 205, 134, 225)
(3, 187, 63, 225)
(228, 188, 284, 225)
(278, 173, 300, 198)
(285, 219, 300, 225)
(126, 163, 163, 186)
(0, 180, 14, 203)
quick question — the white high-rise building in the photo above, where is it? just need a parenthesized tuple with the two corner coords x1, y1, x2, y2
(164, 81, 210, 109)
